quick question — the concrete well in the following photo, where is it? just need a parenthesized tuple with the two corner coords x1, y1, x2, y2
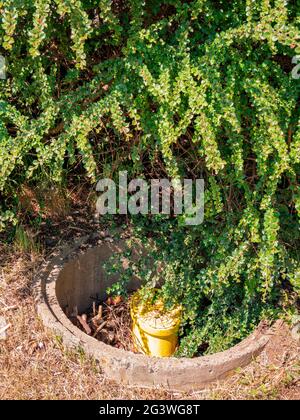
(35, 235, 273, 391)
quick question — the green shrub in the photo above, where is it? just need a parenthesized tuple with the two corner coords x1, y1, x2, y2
(0, 1, 299, 354)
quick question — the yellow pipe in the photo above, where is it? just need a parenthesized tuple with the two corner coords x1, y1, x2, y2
(130, 291, 181, 357)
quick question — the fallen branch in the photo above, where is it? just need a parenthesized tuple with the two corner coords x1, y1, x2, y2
(93, 321, 107, 337)
(77, 315, 92, 335)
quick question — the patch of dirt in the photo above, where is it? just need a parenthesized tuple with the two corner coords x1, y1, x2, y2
(262, 320, 299, 367)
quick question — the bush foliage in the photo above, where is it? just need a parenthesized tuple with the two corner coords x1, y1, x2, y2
(0, 1, 299, 354)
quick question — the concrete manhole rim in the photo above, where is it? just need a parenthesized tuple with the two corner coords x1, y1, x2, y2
(35, 234, 274, 391)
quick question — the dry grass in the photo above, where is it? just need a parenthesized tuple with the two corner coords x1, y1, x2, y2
(211, 325, 300, 400)
(18, 184, 71, 221)
(0, 238, 299, 400)
(0, 247, 177, 400)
